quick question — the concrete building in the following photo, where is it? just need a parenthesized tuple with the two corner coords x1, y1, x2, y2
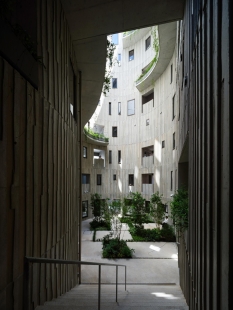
(0, 0, 232, 309)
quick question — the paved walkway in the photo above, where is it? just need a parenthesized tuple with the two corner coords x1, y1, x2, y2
(81, 219, 179, 285)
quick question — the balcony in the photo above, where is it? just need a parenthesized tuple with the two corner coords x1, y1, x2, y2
(136, 21, 177, 92)
(83, 126, 109, 146)
(122, 27, 151, 48)
(142, 184, 154, 196)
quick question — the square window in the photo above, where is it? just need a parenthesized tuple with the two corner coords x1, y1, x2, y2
(109, 150, 112, 164)
(127, 99, 135, 116)
(129, 50, 134, 61)
(129, 174, 134, 186)
(146, 119, 149, 126)
(83, 146, 87, 158)
(113, 174, 117, 181)
(112, 126, 117, 137)
(162, 141, 165, 148)
(97, 174, 102, 185)
(82, 174, 90, 184)
(112, 78, 117, 88)
(145, 36, 151, 50)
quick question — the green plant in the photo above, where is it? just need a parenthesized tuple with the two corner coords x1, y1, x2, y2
(130, 192, 146, 228)
(160, 224, 176, 241)
(150, 192, 166, 227)
(170, 188, 188, 233)
(102, 39, 116, 96)
(84, 127, 109, 142)
(102, 235, 134, 258)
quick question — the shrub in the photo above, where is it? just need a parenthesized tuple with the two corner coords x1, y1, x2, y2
(89, 219, 111, 231)
(150, 192, 166, 227)
(170, 188, 188, 233)
(102, 236, 134, 258)
(160, 224, 176, 241)
(130, 192, 146, 227)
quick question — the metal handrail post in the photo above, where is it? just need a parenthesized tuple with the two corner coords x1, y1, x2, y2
(98, 265, 101, 310)
(116, 266, 118, 302)
(125, 266, 127, 291)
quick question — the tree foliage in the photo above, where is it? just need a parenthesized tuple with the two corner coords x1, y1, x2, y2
(170, 188, 188, 233)
(150, 192, 165, 228)
(130, 192, 146, 227)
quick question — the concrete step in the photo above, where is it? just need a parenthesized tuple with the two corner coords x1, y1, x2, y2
(36, 284, 189, 310)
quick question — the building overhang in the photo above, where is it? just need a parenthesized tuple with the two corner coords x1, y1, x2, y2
(60, 0, 185, 126)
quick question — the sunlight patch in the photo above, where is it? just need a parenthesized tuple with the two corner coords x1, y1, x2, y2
(149, 245, 161, 252)
(151, 292, 180, 300)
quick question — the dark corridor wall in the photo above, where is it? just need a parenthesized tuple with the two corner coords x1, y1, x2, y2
(0, 1, 81, 309)
(177, 0, 233, 309)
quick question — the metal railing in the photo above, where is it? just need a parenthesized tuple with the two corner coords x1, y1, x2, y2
(24, 257, 127, 310)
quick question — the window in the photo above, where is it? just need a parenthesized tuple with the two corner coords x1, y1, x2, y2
(129, 174, 134, 186)
(146, 119, 149, 126)
(83, 146, 87, 158)
(142, 90, 154, 112)
(118, 150, 121, 163)
(109, 102, 111, 115)
(112, 34, 118, 45)
(82, 174, 90, 184)
(164, 204, 168, 213)
(171, 64, 173, 83)
(145, 36, 151, 50)
(162, 140, 165, 148)
(118, 54, 121, 61)
(173, 132, 175, 150)
(129, 50, 134, 61)
(109, 150, 112, 164)
(97, 174, 102, 185)
(171, 171, 173, 191)
(118, 102, 121, 115)
(112, 126, 117, 137)
(82, 201, 88, 218)
(113, 174, 117, 181)
(112, 78, 117, 88)
(127, 99, 135, 116)
(172, 95, 175, 120)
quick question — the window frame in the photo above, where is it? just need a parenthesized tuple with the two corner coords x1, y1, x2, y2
(112, 126, 117, 137)
(129, 49, 134, 61)
(171, 64, 173, 83)
(145, 36, 151, 50)
(113, 174, 117, 181)
(172, 95, 175, 120)
(83, 146, 87, 158)
(171, 171, 173, 191)
(109, 150, 112, 164)
(118, 150, 121, 164)
(129, 174, 134, 186)
(162, 140, 165, 148)
(127, 99, 135, 116)
(97, 174, 102, 185)
(109, 102, 111, 115)
(173, 132, 175, 150)
(118, 102, 121, 115)
(112, 78, 117, 89)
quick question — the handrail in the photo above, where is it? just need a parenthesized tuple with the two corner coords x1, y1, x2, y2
(24, 257, 127, 310)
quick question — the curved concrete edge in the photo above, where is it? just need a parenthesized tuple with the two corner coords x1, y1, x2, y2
(136, 21, 177, 92)
(123, 27, 151, 49)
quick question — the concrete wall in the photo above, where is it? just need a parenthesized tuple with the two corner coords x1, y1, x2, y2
(176, 0, 233, 309)
(82, 26, 178, 218)
(0, 1, 81, 309)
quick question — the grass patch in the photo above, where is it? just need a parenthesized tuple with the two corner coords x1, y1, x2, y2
(129, 224, 176, 242)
